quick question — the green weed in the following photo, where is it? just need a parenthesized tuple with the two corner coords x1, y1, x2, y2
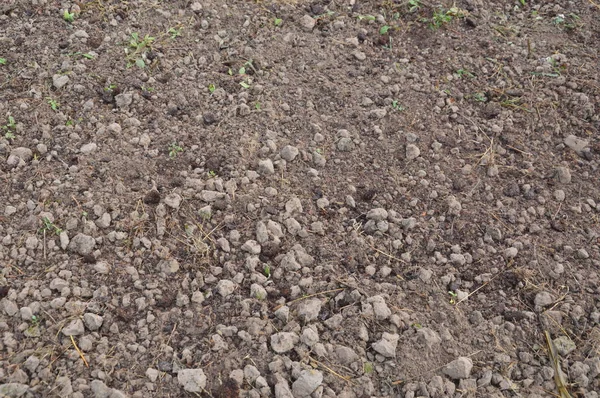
(168, 27, 182, 39)
(47, 98, 59, 111)
(391, 100, 405, 111)
(0, 58, 7, 65)
(168, 143, 183, 158)
(408, 0, 422, 12)
(40, 217, 63, 235)
(63, 10, 75, 23)
(274, 18, 283, 26)
(126, 32, 155, 68)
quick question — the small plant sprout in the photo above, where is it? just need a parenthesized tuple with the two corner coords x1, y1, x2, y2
(255, 102, 261, 110)
(126, 32, 155, 68)
(274, 18, 283, 26)
(240, 81, 250, 89)
(63, 9, 75, 23)
(47, 98, 59, 111)
(207, 170, 216, 178)
(263, 264, 271, 278)
(41, 217, 63, 235)
(519, 0, 526, 5)
(168, 27, 182, 39)
(473, 92, 487, 102)
(208, 83, 216, 93)
(456, 68, 475, 78)
(408, 0, 422, 12)
(379, 25, 391, 34)
(363, 362, 374, 374)
(0, 58, 7, 65)
(2, 116, 16, 139)
(391, 100, 405, 111)
(448, 291, 458, 304)
(356, 14, 376, 21)
(168, 143, 183, 159)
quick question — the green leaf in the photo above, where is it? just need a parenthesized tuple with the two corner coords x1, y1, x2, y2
(240, 82, 250, 89)
(135, 58, 145, 68)
(208, 84, 216, 93)
(274, 18, 282, 26)
(380, 25, 390, 34)
(0, 58, 7, 65)
(239, 66, 246, 75)
(82, 53, 94, 59)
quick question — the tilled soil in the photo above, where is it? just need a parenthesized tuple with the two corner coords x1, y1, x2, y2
(1, 0, 600, 397)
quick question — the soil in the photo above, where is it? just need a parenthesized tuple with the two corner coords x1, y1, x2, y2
(1, 0, 600, 397)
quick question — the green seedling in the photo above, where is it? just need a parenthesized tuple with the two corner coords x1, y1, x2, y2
(239, 66, 246, 75)
(363, 362, 374, 374)
(473, 92, 486, 102)
(240, 81, 250, 89)
(40, 217, 63, 235)
(411, 322, 423, 329)
(126, 32, 155, 68)
(65, 119, 75, 126)
(519, 0, 526, 5)
(379, 25, 390, 34)
(391, 100, 404, 111)
(2, 116, 16, 139)
(207, 170, 216, 178)
(430, 9, 453, 29)
(31, 315, 40, 326)
(168, 143, 183, 158)
(408, 0, 422, 12)
(357, 14, 376, 21)
(255, 102, 261, 110)
(47, 98, 59, 111)
(63, 10, 75, 22)
(456, 68, 475, 78)
(274, 18, 283, 26)
(0, 58, 7, 65)
(105, 84, 117, 92)
(168, 27, 182, 39)
(208, 83, 216, 93)
(448, 291, 458, 304)
(263, 264, 271, 278)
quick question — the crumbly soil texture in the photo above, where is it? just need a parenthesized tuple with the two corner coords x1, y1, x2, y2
(1, 0, 600, 397)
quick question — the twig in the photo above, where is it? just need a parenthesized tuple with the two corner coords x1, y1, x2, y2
(544, 331, 573, 398)
(273, 288, 345, 311)
(70, 335, 89, 367)
(309, 356, 354, 384)
(368, 243, 407, 265)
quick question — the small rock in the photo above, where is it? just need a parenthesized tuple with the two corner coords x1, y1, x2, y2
(285, 197, 303, 214)
(353, 50, 366, 61)
(335, 346, 359, 365)
(83, 313, 103, 331)
(216, 280, 236, 297)
(53, 74, 69, 89)
(68, 233, 96, 256)
(553, 336, 576, 356)
(164, 193, 182, 209)
(275, 380, 294, 398)
(62, 319, 85, 336)
(241, 240, 261, 255)
(337, 137, 354, 152)
(80, 143, 97, 154)
(115, 93, 133, 108)
(554, 190, 566, 202)
(443, 357, 473, 379)
(417, 328, 442, 347)
(369, 295, 391, 320)
(0, 384, 29, 397)
(297, 298, 322, 322)
(10, 147, 33, 162)
(258, 159, 275, 175)
(146, 368, 159, 382)
(299, 15, 316, 31)
(280, 145, 299, 161)
(270, 332, 299, 353)
(534, 291, 554, 307)
(504, 247, 518, 259)
(178, 369, 207, 392)
(292, 369, 323, 397)
(406, 144, 420, 160)
(372, 332, 399, 358)
(555, 167, 571, 184)
(564, 135, 588, 155)
(366, 208, 387, 221)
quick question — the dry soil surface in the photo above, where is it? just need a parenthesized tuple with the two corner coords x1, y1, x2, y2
(1, 0, 600, 397)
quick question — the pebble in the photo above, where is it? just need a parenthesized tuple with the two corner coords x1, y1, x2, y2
(554, 190, 566, 202)
(534, 291, 554, 307)
(298, 299, 322, 322)
(553, 336, 576, 356)
(372, 332, 399, 358)
(555, 166, 571, 184)
(292, 369, 323, 397)
(177, 369, 207, 392)
(216, 280, 236, 297)
(62, 319, 85, 336)
(83, 313, 103, 331)
(337, 137, 354, 152)
(115, 93, 133, 108)
(52, 74, 69, 89)
(366, 208, 388, 221)
(417, 327, 442, 347)
(241, 240, 261, 255)
(68, 233, 96, 256)
(164, 193, 182, 209)
(10, 147, 33, 162)
(299, 15, 316, 31)
(353, 50, 366, 61)
(504, 247, 518, 259)
(443, 357, 473, 379)
(275, 380, 294, 398)
(270, 332, 299, 353)
(406, 144, 420, 160)
(0, 384, 29, 397)
(146, 368, 159, 382)
(280, 145, 299, 161)
(80, 143, 98, 154)
(369, 295, 391, 320)
(258, 159, 275, 175)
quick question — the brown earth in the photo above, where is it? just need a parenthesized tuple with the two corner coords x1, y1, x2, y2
(1, 0, 600, 397)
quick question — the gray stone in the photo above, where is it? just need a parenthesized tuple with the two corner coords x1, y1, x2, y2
(366, 208, 388, 221)
(258, 159, 275, 175)
(406, 144, 421, 160)
(372, 332, 399, 358)
(280, 145, 299, 161)
(10, 147, 33, 162)
(270, 332, 299, 353)
(164, 193, 182, 209)
(115, 93, 133, 108)
(241, 240, 261, 255)
(504, 247, 518, 259)
(337, 137, 354, 151)
(83, 313, 103, 331)
(275, 380, 294, 398)
(178, 369, 207, 392)
(2, 300, 18, 316)
(53, 74, 69, 89)
(244, 364, 261, 383)
(216, 280, 236, 297)
(443, 357, 473, 379)
(19, 307, 33, 321)
(62, 319, 85, 336)
(285, 197, 303, 214)
(417, 327, 441, 347)
(554, 190, 566, 202)
(299, 15, 316, 31)
(146, 368, 159, 382)
(534, 291, 554, 307)
(25, 236, 38, 250)
(292, 369, 323, 397)
(0, 384, 29, 397)
(80, 143, 98, 154)
(250, 284, 267, 300)
(256, 221, 269, 243)
(369, 295, 391, 320)
(335, 345, 359, 365)
(68, 233, 96, 256)
(59, 231, 70, 250)
(297, 298, 322, 322)
(553, 336, 576, 356)
(555, 167, 571, 184)
(564, 135, 588, 154)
